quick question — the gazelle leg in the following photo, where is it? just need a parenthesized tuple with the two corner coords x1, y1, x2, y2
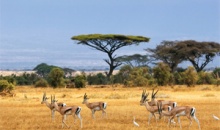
(92, 110, 96, 119)
(51, 110, 55, 121)
(169, 116, 175, 127)
(177, 116, 182, 129)
(62, 115, 69, 128)
(148, 113, 153, 125)
(152, 113, 157, 125)
(186, 115, 192, 128)
(193, 115, 201, 130)
(72, 115, 76, 123)
(102, 110, 106, 117)
(76, 113, 83, 128)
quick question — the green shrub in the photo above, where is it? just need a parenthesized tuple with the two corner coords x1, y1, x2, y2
(48, 68, 65, 88)
(35, 79, 48, 87)
(87, 73, 108, 85)
(74, 75, 86, 88)
(0, 80, 14, 92)
(182, 66, 198, 87)
(153, 62, 172, 86)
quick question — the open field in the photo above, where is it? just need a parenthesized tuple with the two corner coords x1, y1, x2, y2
(0, 85, 220, 130)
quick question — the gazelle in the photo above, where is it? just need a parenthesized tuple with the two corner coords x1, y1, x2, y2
(150, 89, 177, 123)
(150, 89, 177, 108)
(140, 90, 160, 125)
(51, 95, 83, 128)
(41, 93, 65, 121)
(158, 102, 201, 130)
(82, 93, 107, 119)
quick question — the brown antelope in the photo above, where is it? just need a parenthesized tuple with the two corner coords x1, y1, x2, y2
(51, 95, 83, 128)
(150, 89, 177, 108)
(158, 102, 201, 130)
(150, 89, 177, 123)
(140, 90, 160, 125)
(41, 93, 65, 121)
(82, 93, 107, 119)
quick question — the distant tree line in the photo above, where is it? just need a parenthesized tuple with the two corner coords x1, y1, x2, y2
(1, 36, 220, 92)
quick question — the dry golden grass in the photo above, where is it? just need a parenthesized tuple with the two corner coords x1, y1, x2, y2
(0, 85, 220, 130)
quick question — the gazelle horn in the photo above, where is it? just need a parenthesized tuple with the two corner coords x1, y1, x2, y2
(153, 89, 159, 97)
(151, 89, 154, 98)
(84, 93, 87, 98)
(43, 92, 46, 99)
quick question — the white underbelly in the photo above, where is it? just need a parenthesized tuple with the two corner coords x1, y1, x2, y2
(94, 107, 100, 111)
(176, 111, 186, 116)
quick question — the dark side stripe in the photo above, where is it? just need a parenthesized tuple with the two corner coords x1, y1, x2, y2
(75, 107, 81, 115)
(64, 108, 72, 114)
(103, 103, 107, 109)
(190, 107, 195, 116)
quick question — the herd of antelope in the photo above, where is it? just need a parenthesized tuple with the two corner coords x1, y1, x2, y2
(41, 89, 201, 129)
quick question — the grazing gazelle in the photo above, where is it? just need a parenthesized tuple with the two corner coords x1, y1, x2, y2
(51, 95, 83, 128)
(82, 93, 107, 119)
(158, 102, 201, 130)
(140, 90, 160, 125)
(41, 93, 65, 121)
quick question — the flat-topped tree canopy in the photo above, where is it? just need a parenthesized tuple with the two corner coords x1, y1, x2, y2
(71, 34, 150, 78)
(71, 34, 150, 43)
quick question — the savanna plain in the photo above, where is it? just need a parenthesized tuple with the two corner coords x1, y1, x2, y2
(0, 85, 219, 130)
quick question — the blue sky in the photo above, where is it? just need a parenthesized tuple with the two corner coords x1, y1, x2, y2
(0, 0, 219, 70)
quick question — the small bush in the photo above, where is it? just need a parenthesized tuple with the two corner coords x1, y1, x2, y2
(216, 79, 220, 87)
(35, 79, 48, 87)
(0, 80, 14, 92)
(74, 75, 86, 88)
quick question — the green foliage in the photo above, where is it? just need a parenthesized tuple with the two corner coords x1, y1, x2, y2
(181, 66, 198, 87)
(216, 79, 220, 86)
(71, 34, 150, 43)
(0, 75, 16, 85)
(34, 63, 60, 78)
(146, 41, 183, 72)
(123, 67, 150, 87)
(115, 65, 132, 84)
(16, 73, 39, 85)
(35, 78, 48, 87)
(197, 71, 215, 84)
(116, 54, 150, 67)
(213, 67, 220, 79)
(153, 62, 172, 86)
(0, 80, 14, 92)
(48, 68, 65, 88)
(176, 40, 220, 72)
(74, 74, 86, 88)
(87, 73, 108, 85)
(147, 40, 220, 73)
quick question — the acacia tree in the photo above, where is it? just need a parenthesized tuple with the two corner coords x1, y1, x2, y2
(146, 40, 220, 73)
(71, 34, 150, 78)
(146, 41, 184, 73)
(116, 54, 151, 68)
(176, 40, 220, 72)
